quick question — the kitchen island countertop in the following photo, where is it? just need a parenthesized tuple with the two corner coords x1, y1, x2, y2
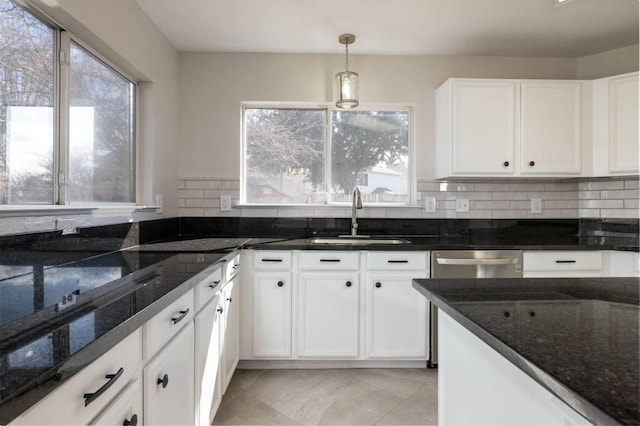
(413, 277, 640, 425)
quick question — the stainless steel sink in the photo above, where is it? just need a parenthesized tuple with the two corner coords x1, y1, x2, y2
(307, 236, 411, 245)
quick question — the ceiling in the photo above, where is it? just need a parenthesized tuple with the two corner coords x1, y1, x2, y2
(135, 0, 639, 58)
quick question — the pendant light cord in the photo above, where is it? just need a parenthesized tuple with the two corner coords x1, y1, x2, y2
(345, 42, 349, 73)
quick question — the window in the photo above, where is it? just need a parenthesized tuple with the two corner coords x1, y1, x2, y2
(0, 0, 136, 205)
(243, 106, 411, 205)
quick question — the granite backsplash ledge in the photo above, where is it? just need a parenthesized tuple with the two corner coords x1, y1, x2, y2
(0, 217, 637, 253)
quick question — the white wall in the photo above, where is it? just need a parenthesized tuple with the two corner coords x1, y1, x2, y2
(576, 44, 639, 80)
(178, 53, 577, 180)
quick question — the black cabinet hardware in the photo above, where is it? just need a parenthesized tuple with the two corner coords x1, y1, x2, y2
(83, 367, 124, 406)
(277, 281, 284, 287)
(217, 306, 224, 313)
(227, 297, 232, 302)
(387, 260, 408, 263)
(157, 374, 169, 388)
(320, 259, 341, 262)
(208, 280, 221, 289)
(375, 282, 382, 288)
(346, 281, 352, 287)
(529, 161, 535, 167)
(123, 414, 138, 426)
(232, 264, 239, 269)
(503, 311, 510, 318)
(171, 309, 189, 324)
(529, 311, 536, 317)
(262, 258, 283, 262)
(555, 260, 576, 264)
(503, 161, 509, 167)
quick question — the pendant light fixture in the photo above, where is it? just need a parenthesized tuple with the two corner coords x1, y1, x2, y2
(335, 33, 359, 109)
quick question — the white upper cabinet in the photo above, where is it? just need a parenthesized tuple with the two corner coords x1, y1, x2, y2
(592, 72, 639, 176)
(520, 81, 582, 175)
(436, 78, 584, 178)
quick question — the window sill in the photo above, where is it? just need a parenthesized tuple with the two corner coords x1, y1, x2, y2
(235, 204, 422, 209)
(0, 205, 161, 218)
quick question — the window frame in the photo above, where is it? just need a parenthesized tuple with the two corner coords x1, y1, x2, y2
(1, 1, 139, 208)
(240, 102, 416, 207)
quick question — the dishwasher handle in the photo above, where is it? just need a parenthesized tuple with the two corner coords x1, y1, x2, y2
(436, 257, 519, 266)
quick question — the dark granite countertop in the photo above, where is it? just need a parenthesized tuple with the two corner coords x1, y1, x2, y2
(412, 277, 640, 426)
(0, 249, 231, 424)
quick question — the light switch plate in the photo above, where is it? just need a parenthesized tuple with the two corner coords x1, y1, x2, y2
(531, 198, 542, 214)
(455, 199, 469, 213)
(425, 197, 436, 213)
(220, 195, 232, 211)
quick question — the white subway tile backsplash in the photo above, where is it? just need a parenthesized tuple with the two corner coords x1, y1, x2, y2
(177, 176, 639, 219)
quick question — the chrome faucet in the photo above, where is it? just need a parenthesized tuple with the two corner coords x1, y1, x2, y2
(351, 186, 362, 236)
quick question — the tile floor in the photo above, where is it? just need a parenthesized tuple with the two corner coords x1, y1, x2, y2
(213, 368, 438, 425)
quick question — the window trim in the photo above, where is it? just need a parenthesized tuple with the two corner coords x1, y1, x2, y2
(240, 102, 417, 207)
(1, 1, 139, 209)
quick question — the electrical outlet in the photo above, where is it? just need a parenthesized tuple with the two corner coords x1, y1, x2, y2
(220, 195, 232, 212)
(531, 198, 542, 214)
(156, 194, 164, 214)
(425, 197, 436, 213)
(55, 218, 77, 235)
(455, 199, 470, 213)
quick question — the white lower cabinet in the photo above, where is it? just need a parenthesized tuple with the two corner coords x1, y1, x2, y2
(523, 251, 603, 277)
(366, 272, 428, 358)
(220, 279, 239, 391)
(298, 272, 360, 358)
(90, 379, 142, 426)
(194, 295, 223, 426)
(252, 271, 292, 357)
(143, 322, 195, 426)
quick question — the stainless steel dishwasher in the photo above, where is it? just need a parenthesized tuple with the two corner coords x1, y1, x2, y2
(428, 250, 523, 368)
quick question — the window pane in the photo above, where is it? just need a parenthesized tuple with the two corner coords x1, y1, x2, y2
(0, 0, 55, 204)
(69, 42, 134, 203)
(331, 110, 409, 204)
(244, 108, 325, 204)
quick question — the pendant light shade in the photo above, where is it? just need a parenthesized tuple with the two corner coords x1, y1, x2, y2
(336, 34, 359, 109)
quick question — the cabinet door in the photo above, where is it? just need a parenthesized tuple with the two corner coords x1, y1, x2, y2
(143, 323, 195, 426)
(220, 280, 239, 392)
(452, 80, 516, 175)
(252, 272, 292, 358)
(194, 296, 222, 426)
(298, 272, 359, 358)
(609, 74, 639, 173)
(520, 81, 581, 175)
(367, 273, 428, 358)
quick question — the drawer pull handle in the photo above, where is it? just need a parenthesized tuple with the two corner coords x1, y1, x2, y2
(123, 414, 138, 426)
(346, 281, 352, 287)
(262, 258, 283, 262)
(387, 260, 409, 263)
(208, 280, 221, 289)
(320, 259, 341, 262)
(227, 297, 233, 302)
(217, 306, 224, 314)
(555, 260, 576, 264)
(83, 367, 124, 406)
(171, 308, 189, 324)
(232, 264, 239, 269)
(277, 281, 284, 287)
(157, 374, 169, 388)
(375, 282, 382, 288)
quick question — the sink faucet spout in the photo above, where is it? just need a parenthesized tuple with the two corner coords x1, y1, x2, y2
(351, 186, 362, 236)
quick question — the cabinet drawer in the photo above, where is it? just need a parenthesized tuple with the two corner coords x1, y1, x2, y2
(144, 289, 194, 361)
(298, 251, 360, 270)
(90, 379, 142, 425)
(523, 251, 602, 275)
(367, 252, 428, 271)
(254, 251, 292, 270)
(195, 267, 223, 312)
(225, 253, 241, 282)
(16, 329, 142, 425)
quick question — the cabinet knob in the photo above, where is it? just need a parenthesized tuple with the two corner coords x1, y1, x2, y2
(503, 311, 510, 318)
(345, 281, 352, 287)
(529, 311, 536, 317)
(123, 414, 138, 426)
(375, 282, 382, 288)
(277, 281, 284, 287)
(529, 161, 535, 167)
(503, 161, 509, 167)
(157, 374, 169, 389)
